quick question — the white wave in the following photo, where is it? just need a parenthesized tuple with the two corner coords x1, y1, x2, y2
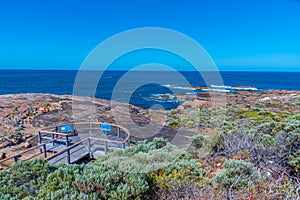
(231, 87, 258, 91)
(201, 89, 231, 93)
(145, 93, 182, 103)
(210, 85, 258, 91)
(210, 85, 232, 89)
(149, 99, 180, 103)
(163, 85, 196, 91)
(153, 94, 176, 99)
(185, 92, 196, 95)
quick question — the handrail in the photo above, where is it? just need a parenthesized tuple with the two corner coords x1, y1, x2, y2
(45, 135, 130, 161)
(45, 138, 89, 161)
(0, 122, 131, 167)
(23, 152, 45, 162)
(39, 130, 68, 136)
(39, 133, 68, 143)
(0, 143, 45, 164)
(0, 133, 68, 165)
(40, 122, 131, 145)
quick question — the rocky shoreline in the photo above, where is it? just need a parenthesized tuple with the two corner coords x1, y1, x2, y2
(0, 89, 299, 159)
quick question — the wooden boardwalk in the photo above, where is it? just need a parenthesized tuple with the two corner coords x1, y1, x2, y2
(0, 122, 131, 168)
(45, 134, 129, 165)
(47, 144, 89, 165)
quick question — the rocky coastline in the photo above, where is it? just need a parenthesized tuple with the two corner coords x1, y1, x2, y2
(0, 89, 299, 159)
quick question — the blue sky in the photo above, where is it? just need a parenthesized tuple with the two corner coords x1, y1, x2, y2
(0, 0, 300, 71)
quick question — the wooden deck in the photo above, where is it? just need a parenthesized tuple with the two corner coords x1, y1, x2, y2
(47, 144, 90, 165)
(0, 122, 131, 168)
(45, 134, 129, 165)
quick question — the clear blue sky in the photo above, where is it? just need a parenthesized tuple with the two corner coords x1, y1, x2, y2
(0, 0, 300, 71)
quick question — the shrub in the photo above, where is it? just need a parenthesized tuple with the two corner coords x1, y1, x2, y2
(0, 159, 56, 199)
(288, 150, 300, 173)
(245, 104, 251, 109)
(182, 118, 196, 129)
(213, 160, 262, 190)
(166, 111, 181, 128)
(124, 137, 168, 154)
(37, 164, 149, 200)
(149, 159, 205, 199)
(261, 134, 276, 147)
(0, 192, 17, 200)
(191, 134, 206, 149)
(255, 102, 264, 108)
(95, 139, 183, 173)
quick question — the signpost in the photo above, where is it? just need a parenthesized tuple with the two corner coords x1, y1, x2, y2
(60, 125, 72, 133)
(100, 123, 111, 132)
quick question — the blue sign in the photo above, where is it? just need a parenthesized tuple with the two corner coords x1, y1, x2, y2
(60, 125, 72, 133)
(100, 123, 111, 132)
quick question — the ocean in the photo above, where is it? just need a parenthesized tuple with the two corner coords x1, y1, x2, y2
(0, 70, 299, 110)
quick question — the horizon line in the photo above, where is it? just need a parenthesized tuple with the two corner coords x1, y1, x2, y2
(0, 68, 300, 73)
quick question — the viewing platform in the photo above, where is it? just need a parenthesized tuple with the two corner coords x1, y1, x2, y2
(0, 122, 131, 168)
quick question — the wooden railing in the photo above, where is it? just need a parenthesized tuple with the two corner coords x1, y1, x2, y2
(0, 122, 131, 169)
(44, 122, 131, 164)
(0, 143, 47, 169)
(45, 136, 129, 164)
(38, 122, 131, 147)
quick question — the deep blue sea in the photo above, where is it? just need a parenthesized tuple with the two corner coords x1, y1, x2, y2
(0, 70, 299, 110)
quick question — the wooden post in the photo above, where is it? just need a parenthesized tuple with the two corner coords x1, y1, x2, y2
(13, 156, 18, 163)
(66, 135, 68, 147)
(88, 138, 91, 158)
(38, 131, 41, 144)
(55, 126, 59, 138)
(117, 127, 120, 138)
(104, 141, 107, 154)
(38, 131, 42, 153)
(43, 143, 47, 158)
(52, 133, 55, 146)
(67, 150, 71, 164)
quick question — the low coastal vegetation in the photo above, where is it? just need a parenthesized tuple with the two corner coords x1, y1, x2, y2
(0, 98, 300, 199)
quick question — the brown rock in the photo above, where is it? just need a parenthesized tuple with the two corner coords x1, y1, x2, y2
(23, 142, 32, 148)
(0, 152, 6, 159)
(0, 141, 10, 148)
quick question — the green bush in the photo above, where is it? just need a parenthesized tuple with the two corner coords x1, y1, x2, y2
(191, 134, 206, 149)
(0, 159, 56, 199)
(36, 163, 149, 200)
(131, 137, 168, 153)
(0, 192, 17, 200)
(182, 118, 196, 129)
(261, 134, 276, 147)
(95, 138, 183, 173)
(150, 159, 205, 189)
(213, 160, 262, 190)
(288, 150, 300, 173)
